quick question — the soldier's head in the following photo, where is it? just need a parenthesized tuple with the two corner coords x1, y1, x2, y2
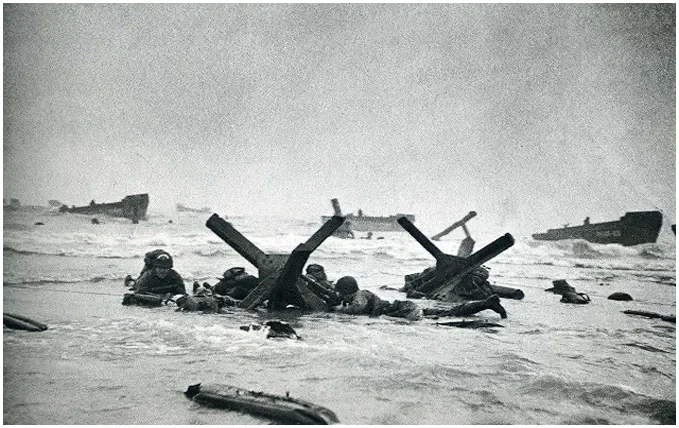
(306, 264, 327, 281)
(219, 267, 245, 282)
(152, 254, 173, 278)
(335, 276, 359, 297)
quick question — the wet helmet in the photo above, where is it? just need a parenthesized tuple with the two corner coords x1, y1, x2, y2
(220, 267, 245, 280)
(152, 253, 173, 268)
(335, 276, 359, 296)
(306, 264, 324, 274)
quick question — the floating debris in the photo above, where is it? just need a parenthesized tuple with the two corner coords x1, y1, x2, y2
(185, 383, 339, 424)
(608, 292, 633, 301)
(3, 313, 48, 332)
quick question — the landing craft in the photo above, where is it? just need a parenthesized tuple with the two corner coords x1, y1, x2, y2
(532, 211, 662, 246)
(59, 193, 149, 223)
(321, 198, 415, 232)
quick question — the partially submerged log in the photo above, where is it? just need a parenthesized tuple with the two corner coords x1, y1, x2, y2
(623, 310, 675, 323)
(3, 313, 48, 332)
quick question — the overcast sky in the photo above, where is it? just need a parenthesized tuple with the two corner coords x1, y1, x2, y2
(3, 3, 675, 236)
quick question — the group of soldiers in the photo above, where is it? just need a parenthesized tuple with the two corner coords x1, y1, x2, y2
(124, 248, 509, 321)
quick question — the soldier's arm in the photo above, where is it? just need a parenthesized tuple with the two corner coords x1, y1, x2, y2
(172, 272, 187, 294)
(335, 291, 370, 315)
(134, 271, 152, 293)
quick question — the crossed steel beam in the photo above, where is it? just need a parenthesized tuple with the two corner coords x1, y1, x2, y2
(206, 214, 345, 310)
(397, 216, 515, 301)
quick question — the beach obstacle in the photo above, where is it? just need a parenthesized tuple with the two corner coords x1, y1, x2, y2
(205, 214, 344, 311)
(397, 216, 514, 302)
(430, 211, 477, 257)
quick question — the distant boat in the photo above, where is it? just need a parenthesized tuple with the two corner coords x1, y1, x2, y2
(59, 194, 149, 223)
(320, 198, 415, 232)
(532, 211, 662, 246)
(176, 203, 211, 214)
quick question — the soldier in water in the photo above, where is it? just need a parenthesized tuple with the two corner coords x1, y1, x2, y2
(132, 252, 186, 296)
(334, 276, 507, 320)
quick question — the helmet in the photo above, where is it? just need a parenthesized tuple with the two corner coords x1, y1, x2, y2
(152, 253, 173, 268)
(219, 267, 245, 280)
(335, 276, 359, 296)
(306, 264, 324, 274)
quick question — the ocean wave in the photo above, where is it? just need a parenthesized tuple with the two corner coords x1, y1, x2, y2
(3, 245, 143, 260)
(3, 277, 112, 286)
(3, 246, 68, 257)
(528, 239, 675, 260)
(521, 375, 675, 424)
(191, 248, 235, 258)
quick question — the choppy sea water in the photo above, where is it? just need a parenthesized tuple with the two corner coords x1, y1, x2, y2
(3, 208, 676, 424)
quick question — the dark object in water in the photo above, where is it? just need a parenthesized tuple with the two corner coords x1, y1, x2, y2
(3, 313, 48, 332)
(122, 292, 164, 307)
(623, 310, 675, 323)
(176, 294, 220, 313)
(490, 284, 525, 300)
(560, 293, 590, 304)
(672, 224, 676, 235)
(59, 193, 149, 223)
(321, 198, 415, 232)
(545, 279, 575, 294)
(532, 211, 662, 246)
(176, 203, 211, 213)
(206, 214, 344, 311)
(608, 292, 633, 301)
(436, 320, 504, 329)
(185, 383, 339, 425)
(397, 216, 514, 302)
(546, 280, 590, 304)
(91, 218, 100, 224)
(34, 222, 45, 226)
(239, 320, 300, 339)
